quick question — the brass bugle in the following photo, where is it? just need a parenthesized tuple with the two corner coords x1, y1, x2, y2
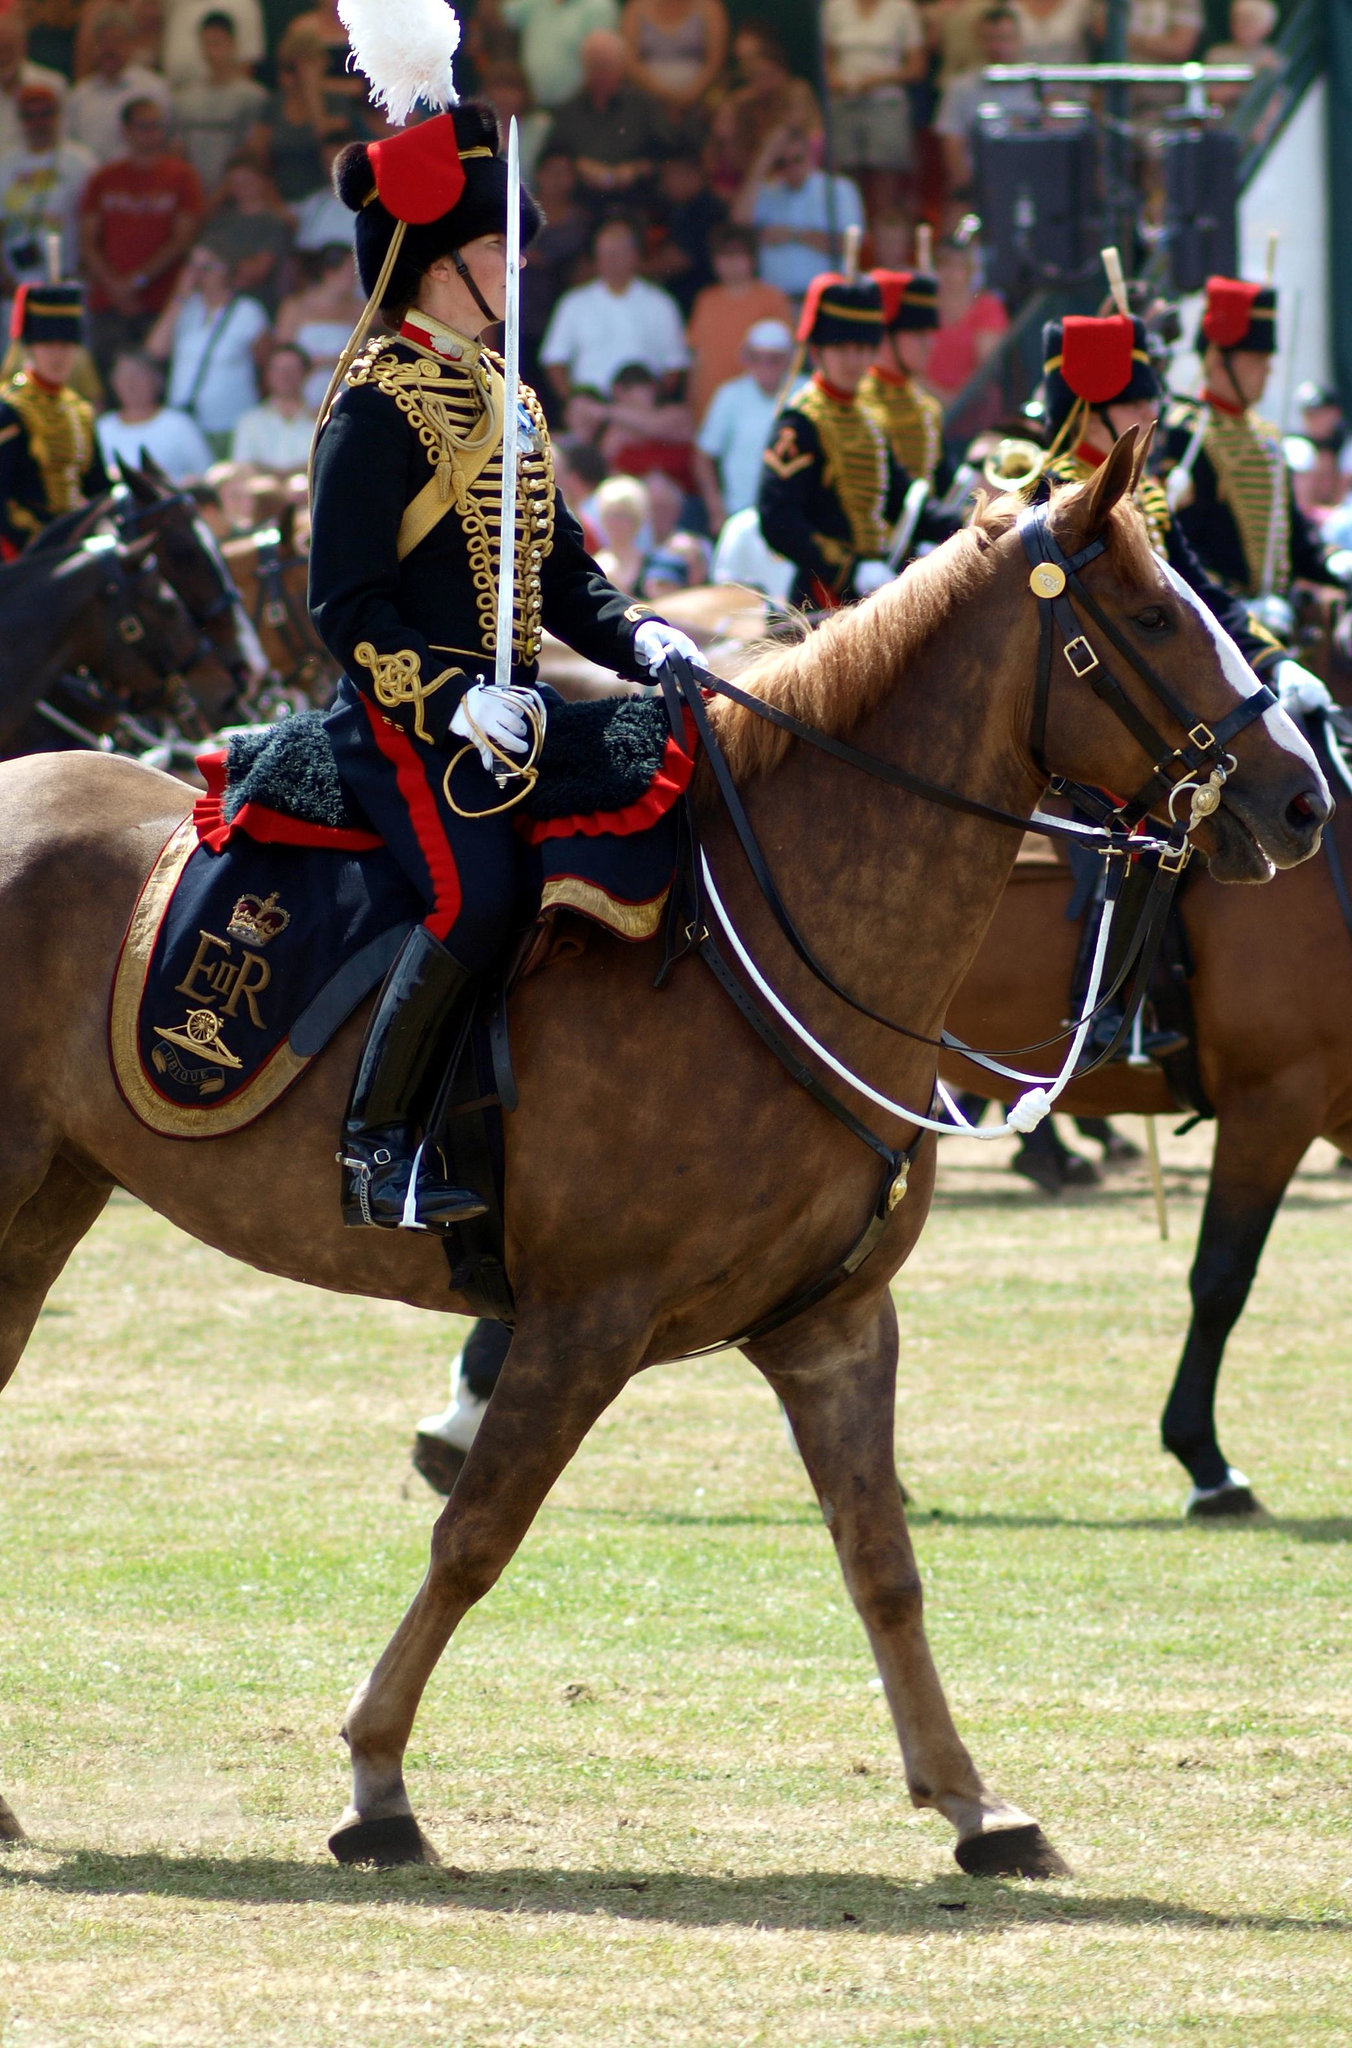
(981, 437, 1045, 493)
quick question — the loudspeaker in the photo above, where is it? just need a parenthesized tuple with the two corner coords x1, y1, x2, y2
(974, 109, 1099, 298)
(1160, 127, 1238, 294)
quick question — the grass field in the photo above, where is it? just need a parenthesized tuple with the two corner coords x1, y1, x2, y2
(2, 1125, 1351, 2046)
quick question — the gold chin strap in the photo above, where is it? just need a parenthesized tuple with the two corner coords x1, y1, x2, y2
(306, 216, 409, 498)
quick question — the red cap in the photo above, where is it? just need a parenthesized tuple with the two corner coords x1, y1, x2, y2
(1059, 314, 1135, 404)
(366, 113, 468, 226)
(8, 284, 27, 342)
(1202, 276, 1263, 349)
(871, 270, 912, 327)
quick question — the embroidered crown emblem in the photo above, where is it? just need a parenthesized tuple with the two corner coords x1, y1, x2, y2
(227, 891, 290, 947)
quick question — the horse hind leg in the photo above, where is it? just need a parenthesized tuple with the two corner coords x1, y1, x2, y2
(0, 1150, 113, 1844)
(748, 1294, 1069, 1879)
(332, 1303, 640, 1866)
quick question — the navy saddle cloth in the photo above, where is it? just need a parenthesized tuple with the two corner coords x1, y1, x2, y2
(111, 697, 692, 1138)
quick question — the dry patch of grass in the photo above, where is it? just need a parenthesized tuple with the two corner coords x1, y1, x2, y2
(2, 1126, 1351, 2044)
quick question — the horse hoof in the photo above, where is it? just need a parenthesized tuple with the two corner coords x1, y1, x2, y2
(955, 1822, 1070, 1879)
(328, 1814, 437, 1867)
(0, 1793, 27, 1844)
(1011, 1151, 1062, 1196)
(1059, 1153, 1100, 1188)
(411, 1432, 467, 1497)
(1185, 1479, 1266, 1520)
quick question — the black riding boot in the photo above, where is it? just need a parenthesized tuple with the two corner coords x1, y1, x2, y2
(1067, 862, 1185, 1067)
(338, 926, 488, 1230)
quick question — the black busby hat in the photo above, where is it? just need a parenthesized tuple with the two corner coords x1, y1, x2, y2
(796, 274, 884, 348)
(1041, 313, 1159, 439)
(11, 281, 83, 345)
(335, 101, 541, 312)
(1198, 277, 1277, 355)
(872, 269, 939, 333)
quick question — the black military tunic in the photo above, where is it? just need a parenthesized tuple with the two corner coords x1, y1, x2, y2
(1160, 396, 1328, 598)
(0, 370, 108, 556)
(757, 373, 911, 609)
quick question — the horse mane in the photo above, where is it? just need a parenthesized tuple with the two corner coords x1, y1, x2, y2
(710, 485, 1154, 782)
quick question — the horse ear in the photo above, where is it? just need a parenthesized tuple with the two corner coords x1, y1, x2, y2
(1053, 424, 1141, 552)
(1129, 417, 1157, 493)
(139, 450, 171, 489)
(123, 460, 155, 504)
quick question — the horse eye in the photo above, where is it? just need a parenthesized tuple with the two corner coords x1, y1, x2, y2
(1135, 604, 1168, 632)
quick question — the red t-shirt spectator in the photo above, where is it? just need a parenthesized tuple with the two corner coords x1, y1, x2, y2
(80, 154, 203, 314)
(927, 289, 1008, 403)
(610, 435, 696, 493)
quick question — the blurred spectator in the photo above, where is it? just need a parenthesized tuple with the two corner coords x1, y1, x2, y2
(171, 14, 268, 191)
(1013, 0, 1092, 64)
(74, 0, 169, 76)
(925, 232, 1007, 403)
(203, 154, 293, 310)
(95, 345, 213, 477)
(644, 145, 723, 315)
(923, 0, 990, 89)
(146, 239, 267, 455)
(1205, 0, 1282, 110)
(285, 0, 377, 128)
(163, 0, 265, 88)
(292, 134, 359, 251)
(934, 7, 1038, 200)
(620, 0, 729, 133)
(0, 13, 67, 160)
(554, 430, 607, 545)
(541, 213, 688, 398)
(823, 0, 926, 221)
(521, 149, 589, 386)
(709, 502, 793, 597)
(1121, 0, 1201, 62)
(686, 223, 791, 419)
(706, 26, 821, 199)
(231, 339, 316, 468)
(640, 469, 709, 593)
(693, 315, 792, 528)
(478, 62, 551, 180)
(0, 85, 95, 295)
(275, 244, 367, 412)
(543, 29, 665, 207)
(1291, 382, 1350, 520)
(593, 471, 648, 589)
(256, 23, 348, 202)
(572, 359, 695, 487)
(80, 97, 202, 369)
(501, 0, 622, 111)
(731, 123, 864, 300)
(22, 1, 80, 86)
(66, 6, 171, 165)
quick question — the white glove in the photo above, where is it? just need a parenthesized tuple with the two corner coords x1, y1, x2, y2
(634, 620, 701, 675)
(853, 559, 894, 596)
(1273, 658, 1335, 718)
(450, 681, 544, 772)
(1325, 549, 1352, 587)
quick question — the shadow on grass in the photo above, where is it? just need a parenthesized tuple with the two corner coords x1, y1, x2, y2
(2, 1849, 1347, 1936)
(902, 1511, 1352, 1543)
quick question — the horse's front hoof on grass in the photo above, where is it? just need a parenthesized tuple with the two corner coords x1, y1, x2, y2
(1185, 1474, 1265, 1520)
(0, 1793, 27, 1844)
(329, 1814, 439, 1868)
(411, 1432, 467, 1498)
(955, 1822, 1070, 1879)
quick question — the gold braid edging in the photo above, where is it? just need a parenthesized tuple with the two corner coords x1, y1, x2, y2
(354, 642, 464, 744)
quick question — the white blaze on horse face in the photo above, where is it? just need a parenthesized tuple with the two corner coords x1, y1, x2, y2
(1157, 557, 1322, 780)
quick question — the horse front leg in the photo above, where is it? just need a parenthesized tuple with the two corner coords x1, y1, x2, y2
(748, 1293, 1068, 1878)
(1161, 1089, 1319, 1515)
(331, 1303, 641, 1866)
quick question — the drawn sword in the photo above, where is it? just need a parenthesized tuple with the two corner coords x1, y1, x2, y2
(493, 114, 521, 730)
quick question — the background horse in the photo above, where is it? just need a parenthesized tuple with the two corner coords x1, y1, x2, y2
(942, 722, 1352, 1516)
(0, 434, 1327, 1877)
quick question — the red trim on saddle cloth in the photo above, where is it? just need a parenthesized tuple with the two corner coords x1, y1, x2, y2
(192, 749, 384, 853)
(360, 700, 463, 939)
(516, 710, 698, 845)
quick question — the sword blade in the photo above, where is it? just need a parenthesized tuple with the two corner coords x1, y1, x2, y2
(494, 116, 521, 696)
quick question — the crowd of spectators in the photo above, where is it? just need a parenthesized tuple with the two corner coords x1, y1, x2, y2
(0, 0, 1286, 600)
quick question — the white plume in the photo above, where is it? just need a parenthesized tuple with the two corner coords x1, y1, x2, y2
(337, 0, 461, 127)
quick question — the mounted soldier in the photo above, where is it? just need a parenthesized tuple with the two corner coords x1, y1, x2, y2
(858, 267, 948, 491)
(1160, 277, 1332, 625)
(757, 272, 911, 611)
(0, 282, 108, 558)
(308, 95, 698, 1235)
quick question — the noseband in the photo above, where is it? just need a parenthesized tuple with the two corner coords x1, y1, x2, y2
(1018, 502, 1277, 839)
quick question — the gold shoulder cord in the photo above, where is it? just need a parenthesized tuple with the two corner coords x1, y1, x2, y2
(441, 693, 546, 818)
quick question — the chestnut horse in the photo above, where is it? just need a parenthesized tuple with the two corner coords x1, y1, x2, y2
(942, 715, 1352, 1515)
(0, 435, 1329, 1876)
